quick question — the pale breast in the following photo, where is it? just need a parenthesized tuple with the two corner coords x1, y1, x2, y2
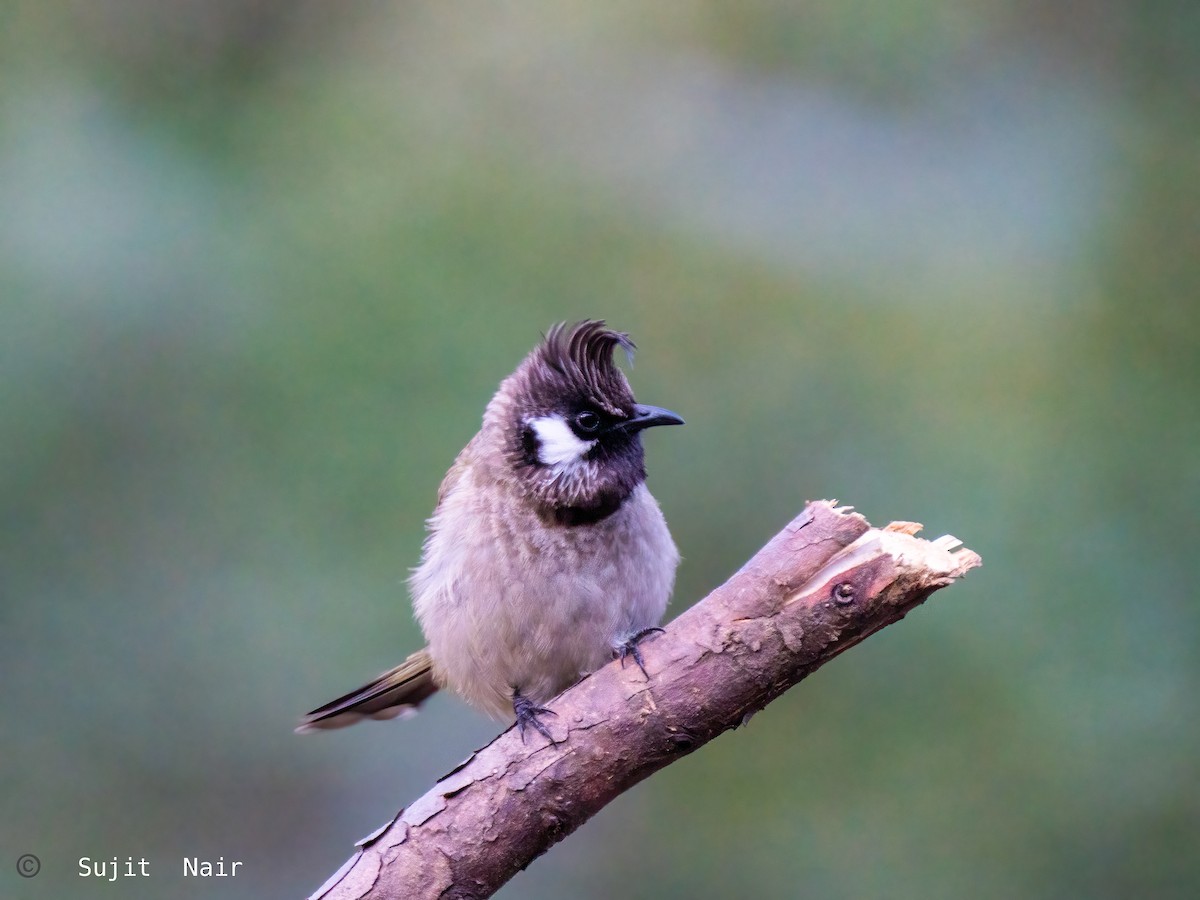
(411, 480, 678, 719)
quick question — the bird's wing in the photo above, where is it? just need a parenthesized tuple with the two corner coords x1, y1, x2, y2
(433, 431, 481, 514)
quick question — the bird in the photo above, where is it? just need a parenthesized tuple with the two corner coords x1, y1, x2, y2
(297, 320, 683, 740)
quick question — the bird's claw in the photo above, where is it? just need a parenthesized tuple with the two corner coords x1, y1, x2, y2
(512, 690, 557, 743)
(613, 626, 666, 679)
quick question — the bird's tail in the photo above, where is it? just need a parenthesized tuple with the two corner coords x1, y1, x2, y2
(296, 647, 438, 733)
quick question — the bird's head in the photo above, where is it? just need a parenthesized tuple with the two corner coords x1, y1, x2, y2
(484, 320, 683, 524)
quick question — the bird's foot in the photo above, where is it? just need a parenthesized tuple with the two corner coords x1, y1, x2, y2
(512, 689, 557, 743)
(613, 626, 666, 679)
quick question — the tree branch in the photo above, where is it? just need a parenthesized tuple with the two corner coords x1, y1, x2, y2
(310, 501, 981, 900)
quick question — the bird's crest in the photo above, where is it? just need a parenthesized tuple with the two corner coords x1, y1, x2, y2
(530, 320, 636, 415)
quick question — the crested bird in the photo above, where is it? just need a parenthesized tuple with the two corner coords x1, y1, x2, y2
(297, 320, 682, 740)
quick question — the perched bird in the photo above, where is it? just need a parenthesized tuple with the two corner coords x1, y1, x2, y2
(298, 321, 683, 740)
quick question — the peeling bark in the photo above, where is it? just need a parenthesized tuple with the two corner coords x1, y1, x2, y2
(310, 501, 981, 900)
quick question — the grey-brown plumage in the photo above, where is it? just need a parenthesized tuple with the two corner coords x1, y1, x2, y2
(298, 321, 682, 737)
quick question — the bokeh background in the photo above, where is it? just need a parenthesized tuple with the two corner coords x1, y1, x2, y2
(3, 2, 1197, 898)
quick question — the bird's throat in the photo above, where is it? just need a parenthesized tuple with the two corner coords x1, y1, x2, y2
(548, 496, 623, 527)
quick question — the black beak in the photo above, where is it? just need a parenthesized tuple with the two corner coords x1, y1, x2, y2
(619, 404, 685, 433)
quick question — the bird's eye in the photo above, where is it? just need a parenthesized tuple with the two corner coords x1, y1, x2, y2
(574, 410, 602, 433)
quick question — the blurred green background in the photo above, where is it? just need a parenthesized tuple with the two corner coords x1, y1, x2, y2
(3, 2, 1197, 898)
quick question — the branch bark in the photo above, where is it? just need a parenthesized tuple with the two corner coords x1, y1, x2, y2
(310, 501, 981, 900)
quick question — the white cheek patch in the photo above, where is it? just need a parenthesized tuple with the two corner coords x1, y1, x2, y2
(528, 415, 596, 469)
